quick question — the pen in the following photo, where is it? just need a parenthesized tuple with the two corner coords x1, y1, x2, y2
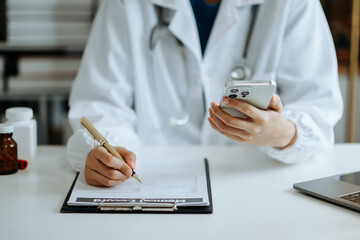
(80, 117, 142, 183)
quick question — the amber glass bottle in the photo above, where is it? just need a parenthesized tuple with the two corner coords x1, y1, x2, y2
(0, 123, 18, 175)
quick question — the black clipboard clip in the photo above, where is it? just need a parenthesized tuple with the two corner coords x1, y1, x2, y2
(98, 199, 178, 212)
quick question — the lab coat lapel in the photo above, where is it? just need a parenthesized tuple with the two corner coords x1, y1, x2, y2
(150, 0, 202, 63)
(206, 0, 264, 56)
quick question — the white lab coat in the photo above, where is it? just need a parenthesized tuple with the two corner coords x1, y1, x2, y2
(66, 0, 343, 171)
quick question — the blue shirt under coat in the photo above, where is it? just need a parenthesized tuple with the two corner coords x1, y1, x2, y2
(190, 0, 220, 56)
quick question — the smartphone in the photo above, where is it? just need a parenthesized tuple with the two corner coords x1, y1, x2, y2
(219, 80, 276, 119)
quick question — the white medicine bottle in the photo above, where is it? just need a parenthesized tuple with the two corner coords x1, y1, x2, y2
(5, 107, 37, 162)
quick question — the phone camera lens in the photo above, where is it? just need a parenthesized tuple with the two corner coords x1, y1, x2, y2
(228, 94, 237, 98)
(241, 91, 250, 97)
(230, 88, 239, 93)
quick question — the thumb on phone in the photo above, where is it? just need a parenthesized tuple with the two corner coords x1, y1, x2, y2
(268, 94, 283, 113)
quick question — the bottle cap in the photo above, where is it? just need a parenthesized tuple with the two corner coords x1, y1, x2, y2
(5, 107, 33, 121)
(0, 123, 14, 134)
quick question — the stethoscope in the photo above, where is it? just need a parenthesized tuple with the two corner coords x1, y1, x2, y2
(149, 4, 259, 126)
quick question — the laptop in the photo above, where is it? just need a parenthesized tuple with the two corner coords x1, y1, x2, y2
(293, 171, 360, 212)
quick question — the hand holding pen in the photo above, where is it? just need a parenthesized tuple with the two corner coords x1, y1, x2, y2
(80, 117, 141, 187)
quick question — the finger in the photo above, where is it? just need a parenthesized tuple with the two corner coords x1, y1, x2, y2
(220, 97, 263, 120)
(208, 109, 253, 140)
(88, 158, 129, 181)
(208, 118, 247, 143)
(115, 147, 137, 169)
(84, 177, 103, 187)
(210, 103, 260, 134)
(94, 147, 133, 177)
(85, 168, 125, 187)
(85, 169, 111, 187)
(268, 94, 283, 112)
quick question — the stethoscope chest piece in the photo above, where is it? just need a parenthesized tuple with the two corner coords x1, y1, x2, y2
(230, 64, 252, 81)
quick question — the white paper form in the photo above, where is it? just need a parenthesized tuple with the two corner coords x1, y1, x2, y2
(67, 155, 209, 207)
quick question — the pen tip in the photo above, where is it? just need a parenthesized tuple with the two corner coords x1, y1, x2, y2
(132, 173, 142, 184)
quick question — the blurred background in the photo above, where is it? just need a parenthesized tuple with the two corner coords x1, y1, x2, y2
(0, 0, 359, 145)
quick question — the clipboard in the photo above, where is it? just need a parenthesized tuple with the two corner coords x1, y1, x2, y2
(60, 159, 213, 214)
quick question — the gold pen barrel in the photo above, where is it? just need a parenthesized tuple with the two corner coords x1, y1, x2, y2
(80, 117, 105, 143)
(80, 117, 124, 160)
(103, 142, 123, 160)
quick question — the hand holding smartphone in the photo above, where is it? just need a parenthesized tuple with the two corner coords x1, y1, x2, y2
(219, 80, 276, 119)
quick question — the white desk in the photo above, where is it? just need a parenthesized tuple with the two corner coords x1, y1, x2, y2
(1, 144, 360, 240)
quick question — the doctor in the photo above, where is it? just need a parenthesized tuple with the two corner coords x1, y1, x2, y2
(67, 0, 343, 187)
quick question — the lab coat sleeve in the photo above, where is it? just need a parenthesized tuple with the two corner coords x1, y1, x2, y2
(66, 1, 141, 171)
(259, 0, 343, 163)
